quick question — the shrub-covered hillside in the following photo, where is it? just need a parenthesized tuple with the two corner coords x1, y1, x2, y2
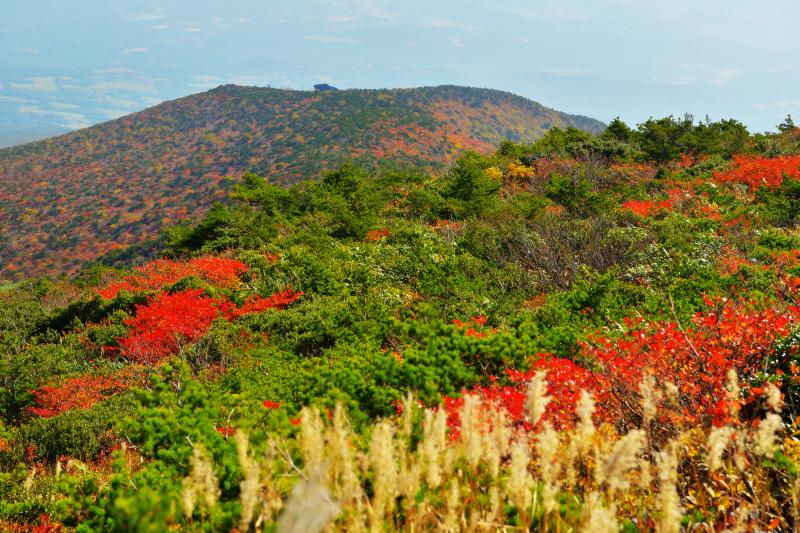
(3, 115, 800, 531)
(0, 85, 603, 281)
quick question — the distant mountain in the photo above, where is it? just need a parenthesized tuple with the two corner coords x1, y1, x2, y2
(0, 84, 604, 280)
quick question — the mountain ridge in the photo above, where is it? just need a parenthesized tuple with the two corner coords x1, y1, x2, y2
(0, 84, 604, 153)
(0, 84, 604, 280)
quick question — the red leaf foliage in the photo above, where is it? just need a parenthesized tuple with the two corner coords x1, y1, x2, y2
(430, 219, 461, 231)
(116, 287, 303, 364)
(712, 154, 800, 190)
(365, 228, 391, 242)
(444, 354, 599, 437)
(28, 374, 128, 418)
(452, 315, 496, 338)
(224, 288, 304, 319)
(216, 425, 235, 438)
(98, 256, 248, 299)
(585, 297, 800, 426)
(117, 288, 222, 364)
(443, 298, 800, 435)
(621, 199, 672, 217)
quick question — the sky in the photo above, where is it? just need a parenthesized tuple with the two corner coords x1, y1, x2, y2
(1, 0, 799, 146)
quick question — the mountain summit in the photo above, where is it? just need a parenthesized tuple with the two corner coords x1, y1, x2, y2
(0, 85, 604, 279)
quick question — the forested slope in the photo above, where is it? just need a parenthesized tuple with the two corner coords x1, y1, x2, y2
(0, 85, 603, 280)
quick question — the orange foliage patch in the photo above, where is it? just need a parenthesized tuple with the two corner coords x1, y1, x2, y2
(98, 256, 248, 299)
(28, 371, 135, 417)
(445, 297, 800, 433)
(771, 249, 800, 269)
(713, 154, 800, 190)
(523, 293, 547, 310)
(365, 228, 391, 242)
(117, 289, 223, 364)
(115, 287, 302, 364)
(621, 199, 672, 217)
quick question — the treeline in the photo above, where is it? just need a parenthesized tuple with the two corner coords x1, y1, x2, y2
(498, 113, 800, 164)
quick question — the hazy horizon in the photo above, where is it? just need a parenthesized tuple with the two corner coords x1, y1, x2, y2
(2, 0, 800, 146)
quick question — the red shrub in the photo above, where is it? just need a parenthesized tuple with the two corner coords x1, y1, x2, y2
(442, 298, 800, 436)
(444, 354, 601, 437)
(224, 288, 304, 319)
(117, 289, 223, 363)
(713, 154, 800, 190)
(216, 425, 235, 438)
(583, 297, 800, 426)
(678, 153, 695, 169)
(3, 515, 64, 533)
(116, 287, 303, 363)
(29, 375, 127, 417)
(452, 315, 496, 338)
(98, 256, 248, 299)
(621, 199, 672, 217)
(431, 219, 461, 231)
(187, 256, 249, 286)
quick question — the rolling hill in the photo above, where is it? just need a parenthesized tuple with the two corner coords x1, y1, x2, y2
(0, 84, 604, 280)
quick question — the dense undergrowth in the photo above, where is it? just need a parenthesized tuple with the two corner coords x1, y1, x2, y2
(2, 115, 800, 530)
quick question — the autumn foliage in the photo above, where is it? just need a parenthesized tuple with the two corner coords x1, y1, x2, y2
(584, 297, 800, 427)
(364, 228, 391, 242)
(28, 374, 128, 418)
(712, 154, 800, 190)
(0, 86, 602, 282)
(444, 297, 800, 435)
(10, 121, 800, 530)
(226, 288, 303, 318)
(94, 255, 303, 363)
(116, 286, 301, 364)
(444, 354, 598, 436)
(117, 289, 224, 364)
(621, 198, 672, 217)
(451, 315, 495, 338)
(98, 256, 249, 299)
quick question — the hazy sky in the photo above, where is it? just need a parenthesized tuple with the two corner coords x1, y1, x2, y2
(1, 0, 799, 144)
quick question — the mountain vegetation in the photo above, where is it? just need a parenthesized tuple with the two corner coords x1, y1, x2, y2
(2, 111, 800, 530)
(0, 85, 603, 281)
